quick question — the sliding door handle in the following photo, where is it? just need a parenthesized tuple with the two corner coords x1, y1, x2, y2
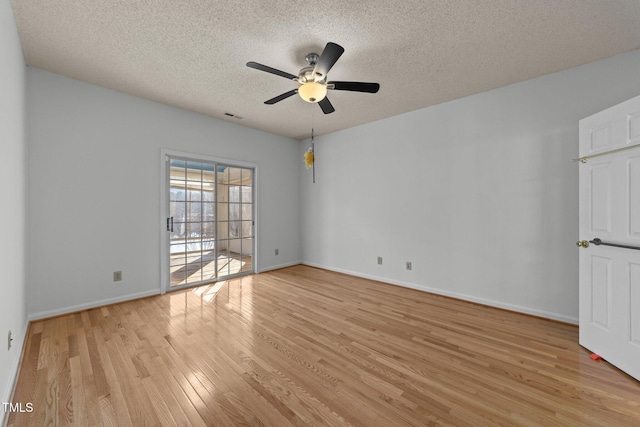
(166, 217, 174, 232)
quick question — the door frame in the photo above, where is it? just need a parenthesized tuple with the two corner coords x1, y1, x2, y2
(160, 148, 259, 293)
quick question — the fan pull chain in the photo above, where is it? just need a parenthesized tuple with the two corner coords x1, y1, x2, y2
(312, 128, 315, 184)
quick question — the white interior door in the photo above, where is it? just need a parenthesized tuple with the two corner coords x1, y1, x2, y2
(578, 95, 640, 381)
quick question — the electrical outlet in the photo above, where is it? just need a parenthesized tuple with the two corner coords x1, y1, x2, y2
(377, 257, 383, 265)
(8, 330, 13, 351)
(113, 271, 122, 282)
(406, 262, 412, 271)
(275, 248, 279, 256)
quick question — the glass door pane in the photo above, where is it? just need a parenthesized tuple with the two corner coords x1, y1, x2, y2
(216, 165, 254, 280)
(167, 157, 254, 290)
(169, 159, 215, 287)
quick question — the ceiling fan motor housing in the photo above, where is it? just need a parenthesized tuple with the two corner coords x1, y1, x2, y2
(298, 56, 327, 103)
(305, 53, 319, 66)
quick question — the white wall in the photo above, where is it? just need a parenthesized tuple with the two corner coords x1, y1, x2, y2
(301, 49, 640, 323)
(27, 68, 301, 319)
(0, 0, 28, 417)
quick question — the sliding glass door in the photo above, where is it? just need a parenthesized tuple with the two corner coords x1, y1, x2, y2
(166, 156, 254, 289)
(215, 166, 254, 279)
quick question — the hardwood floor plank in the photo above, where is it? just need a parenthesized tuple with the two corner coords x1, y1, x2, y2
(141, 376, 179, 427)
(7, 265, 640, 426)
(91, 328, 134, 427)
(187, 340, 298, 426)
(57, 355, 73, 426)
(107, 323, 163, 426)
(157, 345, 227, 426)
(147, 352, 208, 427)
(137, 350, 194, 427)
(69, 356, 88, 427)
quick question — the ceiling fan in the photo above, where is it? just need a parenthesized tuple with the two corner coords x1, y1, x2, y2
(246, 42, 380, 114)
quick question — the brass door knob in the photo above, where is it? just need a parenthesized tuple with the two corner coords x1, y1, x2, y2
(576, 240, 589, 248)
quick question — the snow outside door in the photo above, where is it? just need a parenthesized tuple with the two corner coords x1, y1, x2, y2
(578, 94, 640, 381)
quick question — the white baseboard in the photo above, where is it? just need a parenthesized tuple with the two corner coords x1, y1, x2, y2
(302, 261, 578, 325)
(257, 260, 302, 273)
(28, 289, 162, 321)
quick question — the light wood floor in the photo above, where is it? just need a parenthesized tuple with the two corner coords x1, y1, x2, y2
(7, 265, 640, 426)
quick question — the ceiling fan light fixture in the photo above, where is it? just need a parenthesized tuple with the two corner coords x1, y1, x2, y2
(298, 82, 327, 103)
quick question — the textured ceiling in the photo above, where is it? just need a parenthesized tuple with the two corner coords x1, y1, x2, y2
(10, 0, 640, 140)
